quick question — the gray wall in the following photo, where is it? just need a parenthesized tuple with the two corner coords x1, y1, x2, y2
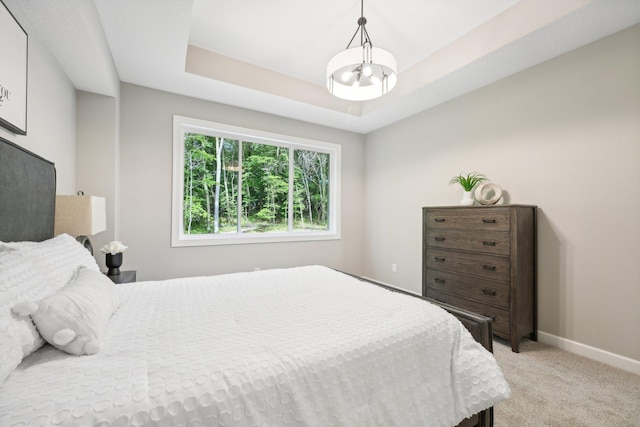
(363, 24, 640, 361)
(1, 0, 76, 194)
(75, 91, 120, 271)
(117, 84, 365, 280)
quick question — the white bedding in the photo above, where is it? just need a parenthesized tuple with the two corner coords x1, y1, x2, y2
(0, 266, 509, 427)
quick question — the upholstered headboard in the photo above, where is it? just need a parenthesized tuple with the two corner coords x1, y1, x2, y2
(0, 137, 56, 242)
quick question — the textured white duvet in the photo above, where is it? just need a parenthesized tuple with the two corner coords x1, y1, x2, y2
(0, 266, 509, 426)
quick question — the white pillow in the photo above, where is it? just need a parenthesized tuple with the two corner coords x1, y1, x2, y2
(0, 248, 48, 385)
(14, 268, 121, 356)
(2, 233, 100, 291)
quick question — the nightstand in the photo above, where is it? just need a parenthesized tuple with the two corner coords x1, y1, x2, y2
(106, 270, 137, 284)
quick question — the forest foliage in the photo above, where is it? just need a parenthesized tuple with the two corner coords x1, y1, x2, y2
(183, 133, 330, 235)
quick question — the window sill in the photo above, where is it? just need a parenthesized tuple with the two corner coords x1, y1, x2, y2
(171, 231, 341, 247)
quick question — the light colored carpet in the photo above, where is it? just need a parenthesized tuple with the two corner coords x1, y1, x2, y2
(492, 339, 640, 426)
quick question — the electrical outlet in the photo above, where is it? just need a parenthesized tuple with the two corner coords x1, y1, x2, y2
(392, 263, 397, 273)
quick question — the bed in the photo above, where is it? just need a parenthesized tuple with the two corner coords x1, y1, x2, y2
(0, 137, 509, 427)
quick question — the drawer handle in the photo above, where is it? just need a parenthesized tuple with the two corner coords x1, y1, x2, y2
(434, 278, 445, 284)
(481, 288, 496, 296)
(482, 313, 497, 321)
(482, 219, 496, 223)
(434, 237, 445, 242)
(482, 264, 496, 271)
(482, 241, 496, 246)
(435, 257, 446, 262)
(434, 218, 446, 223)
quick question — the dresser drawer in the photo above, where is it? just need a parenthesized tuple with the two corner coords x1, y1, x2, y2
(425, 248, 510, 282)
(427, 289, 510, 336)
(425, 228, 510, 256)
(425, 208, 510, 232)
(425, 269, 510, 308)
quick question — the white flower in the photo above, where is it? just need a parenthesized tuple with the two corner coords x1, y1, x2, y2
(100, 241, 128, 255)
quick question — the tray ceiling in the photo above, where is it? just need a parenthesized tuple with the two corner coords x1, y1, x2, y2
(14, 0, 640, 133)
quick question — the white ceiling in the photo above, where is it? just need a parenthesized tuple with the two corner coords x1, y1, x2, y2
(14, 0, 640, 134)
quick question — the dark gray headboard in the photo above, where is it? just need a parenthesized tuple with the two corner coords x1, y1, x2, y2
(0, 137, 56, 242)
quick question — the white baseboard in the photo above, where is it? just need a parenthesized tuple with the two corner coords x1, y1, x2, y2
(537, 331, 640, 375)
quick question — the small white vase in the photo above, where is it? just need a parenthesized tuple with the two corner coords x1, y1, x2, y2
(460, 191, 474, 205)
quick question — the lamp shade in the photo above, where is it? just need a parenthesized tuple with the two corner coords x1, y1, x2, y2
(54, 195, 107, 237)
(327, 45, 398, 101)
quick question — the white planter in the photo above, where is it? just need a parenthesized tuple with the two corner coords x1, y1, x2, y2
(460, 191, 474, 205)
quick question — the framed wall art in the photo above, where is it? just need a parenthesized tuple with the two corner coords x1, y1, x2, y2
(0, 1, 28, 135)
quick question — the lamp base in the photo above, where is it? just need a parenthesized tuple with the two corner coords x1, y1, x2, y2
(76, 235, 93, 255)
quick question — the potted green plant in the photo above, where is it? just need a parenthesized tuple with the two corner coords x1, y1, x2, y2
(449, 172, 488, 205)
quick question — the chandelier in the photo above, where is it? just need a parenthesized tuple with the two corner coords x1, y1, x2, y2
(326, 0, 397, 101)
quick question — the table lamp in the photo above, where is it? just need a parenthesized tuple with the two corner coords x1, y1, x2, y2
(54, 194, 107, 255)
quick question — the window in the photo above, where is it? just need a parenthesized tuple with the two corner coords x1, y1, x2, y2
(172, 116, 340, 246)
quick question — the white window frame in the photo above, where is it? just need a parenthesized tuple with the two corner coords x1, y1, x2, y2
(172, 115, 341, 247)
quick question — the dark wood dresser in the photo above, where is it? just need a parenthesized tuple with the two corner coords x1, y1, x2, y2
(422, 205, 537, 352)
